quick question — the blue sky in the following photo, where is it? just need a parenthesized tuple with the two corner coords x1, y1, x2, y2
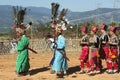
(1, 0, 120, 12)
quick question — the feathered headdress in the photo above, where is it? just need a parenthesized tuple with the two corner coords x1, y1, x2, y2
(51, 3, 69, 31)
(12, 6, 32, 30)
(12, 6, 27, 28)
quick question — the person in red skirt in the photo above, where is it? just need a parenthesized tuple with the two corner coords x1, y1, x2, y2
(79, 26, 90, 74)
(99, 24, 109, 71)
(107, 26, 118, 74)
(88, 26, 100, 75)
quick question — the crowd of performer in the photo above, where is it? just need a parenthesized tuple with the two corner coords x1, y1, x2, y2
(47, 23, 120, 78)
(79, 24, 119, 75)
(13, 23, 120, 78)
(12, 22, 68, 78)
(10, 4, 120, 78)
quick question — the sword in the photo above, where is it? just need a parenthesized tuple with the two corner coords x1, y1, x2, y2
(26, 47, 37, 54)
(57, 49, 70, 61)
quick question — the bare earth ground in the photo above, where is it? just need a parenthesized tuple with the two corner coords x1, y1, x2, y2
(0, 52, 120, 80)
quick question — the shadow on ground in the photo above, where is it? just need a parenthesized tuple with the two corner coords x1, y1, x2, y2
(30, 66, 50, 75)
(67, 66, 80, 75)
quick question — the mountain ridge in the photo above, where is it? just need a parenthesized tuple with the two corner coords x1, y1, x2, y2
(0, 5, 120, 27)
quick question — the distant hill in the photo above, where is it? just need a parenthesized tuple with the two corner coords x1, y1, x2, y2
(68, 8, 120, 24)
(0, 5, 120, 28)
(0, 5, 51, 28)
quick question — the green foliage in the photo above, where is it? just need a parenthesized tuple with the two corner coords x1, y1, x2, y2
(28, 21, 120, 39)
(6, 20, 120, 39)
(109, 22, 116, 26)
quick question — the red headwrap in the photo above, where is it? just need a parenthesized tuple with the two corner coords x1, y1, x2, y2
(11, 24, 26, 30)
(92, 26, 98, 33)
(81, 26, 87, 33)
(100, 23, 107, 30)
(11, 25, 17, 30)
(110, 26, 116, 33)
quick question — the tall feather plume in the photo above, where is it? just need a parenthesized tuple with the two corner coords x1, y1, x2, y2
(51, 3, 55, 19)
(17, 7, 26, 24)
(12, 6, 17, 24)
(59, 8, 68, 21)
(54, 3, 59, 20)
(51, 3, 59, 22)
(12, 6, 27, 28)
(51, 2, 69, 30)
(16, 6, 19, 25)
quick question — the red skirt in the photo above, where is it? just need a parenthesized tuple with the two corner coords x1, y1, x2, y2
(99, 46, 109, 59)
(79, 46, 89, 61)
(90, 48, 98, 58)
(108, 47, 118, 60)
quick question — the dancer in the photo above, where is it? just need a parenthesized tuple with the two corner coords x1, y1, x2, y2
(15, 27, 30, 76)
(88, 26, 100, 75)
(79, 26, 90, 74)
(99, 24, 109, 71)
(107, 26, 118, 74)
(52, 26, 68, 78)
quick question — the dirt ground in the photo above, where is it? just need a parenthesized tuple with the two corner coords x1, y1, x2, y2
(0, 52, 120, 80)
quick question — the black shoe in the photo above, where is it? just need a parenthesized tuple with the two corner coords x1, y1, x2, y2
(24, 71, 30, 76)
(16, 72, 25, 77)
(20, 71, 30, 76)
(56, 73, 64, 78)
